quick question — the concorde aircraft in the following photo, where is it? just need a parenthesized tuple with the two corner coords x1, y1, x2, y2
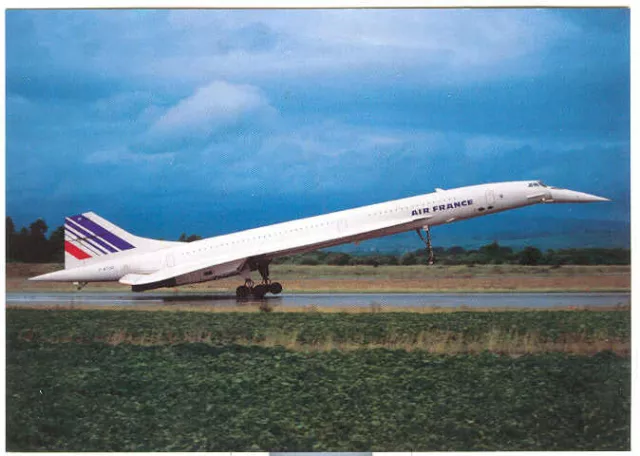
(31, 181, 609, 298)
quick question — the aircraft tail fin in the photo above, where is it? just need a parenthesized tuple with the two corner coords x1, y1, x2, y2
(63, 212, 177, 269)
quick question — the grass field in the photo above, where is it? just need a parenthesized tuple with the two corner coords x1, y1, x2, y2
(7, 263, 631, 293)
(6, 308, 631, 451)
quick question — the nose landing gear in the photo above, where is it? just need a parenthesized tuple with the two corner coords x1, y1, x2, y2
(416, 226, 435, 265)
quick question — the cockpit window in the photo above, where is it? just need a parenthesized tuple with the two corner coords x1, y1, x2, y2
(528, 181, 548, 188)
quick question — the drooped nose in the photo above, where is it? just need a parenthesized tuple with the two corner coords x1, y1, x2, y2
(548, 188, 611, 203)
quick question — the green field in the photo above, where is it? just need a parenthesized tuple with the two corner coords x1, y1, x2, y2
(10, 262, 631, 280)
(6, 309, 631, 451)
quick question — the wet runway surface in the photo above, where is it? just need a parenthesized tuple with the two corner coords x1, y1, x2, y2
(5, 291, 631, 309)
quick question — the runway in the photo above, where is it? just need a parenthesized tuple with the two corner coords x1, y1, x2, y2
(5, 291, 630, 310)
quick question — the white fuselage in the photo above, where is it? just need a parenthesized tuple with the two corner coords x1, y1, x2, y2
(32, 179, 609, 288)
(43, 181, 546, 283)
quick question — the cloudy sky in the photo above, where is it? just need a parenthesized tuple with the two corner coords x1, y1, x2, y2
(6, 8, 630, 249)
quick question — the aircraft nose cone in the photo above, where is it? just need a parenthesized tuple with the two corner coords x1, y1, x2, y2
(549, 189, 610, 203)
(576, 192, 610, 203)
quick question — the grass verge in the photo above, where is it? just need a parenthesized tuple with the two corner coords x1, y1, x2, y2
(7, 308, 631, 355)
(7, 263, 631, 293)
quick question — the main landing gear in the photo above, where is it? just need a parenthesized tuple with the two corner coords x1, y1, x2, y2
(235, 259, 283, 299)
(416, 226, 435, 265)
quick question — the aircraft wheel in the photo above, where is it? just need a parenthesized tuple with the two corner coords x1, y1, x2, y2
(236, 285, 250, 299)
(252, 284, 267, 299)
(269, 282, 283, 295)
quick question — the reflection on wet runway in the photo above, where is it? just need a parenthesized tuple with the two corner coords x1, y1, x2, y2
(5, 291, 631, 310)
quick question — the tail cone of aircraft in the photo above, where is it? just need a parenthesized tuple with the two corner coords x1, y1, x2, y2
(547, 188, 610, 203)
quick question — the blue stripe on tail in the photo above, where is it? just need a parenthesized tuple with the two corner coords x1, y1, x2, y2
(68, 214, 135, 251)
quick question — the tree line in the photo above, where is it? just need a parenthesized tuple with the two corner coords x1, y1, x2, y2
(273, 242, 630, 266)
(6, 217, 65, 263)
(6, 216, 630, 266)
(5, 216, 205, 264)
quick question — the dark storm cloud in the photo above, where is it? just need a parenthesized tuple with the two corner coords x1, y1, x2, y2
(5, 8, 629, 247)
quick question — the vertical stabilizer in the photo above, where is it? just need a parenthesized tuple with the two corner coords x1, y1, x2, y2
(63, 212, 177, 269)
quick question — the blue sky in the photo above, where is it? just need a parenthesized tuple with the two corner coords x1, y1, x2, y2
(6, 8, 630, 249)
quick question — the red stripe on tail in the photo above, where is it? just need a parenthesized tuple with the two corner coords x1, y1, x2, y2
(64, 241, 92, 260)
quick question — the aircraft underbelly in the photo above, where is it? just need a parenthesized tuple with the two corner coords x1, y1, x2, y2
(264, 218, 427, 259)
(128, 258, 246, 292)
(172, 258, 245, 285)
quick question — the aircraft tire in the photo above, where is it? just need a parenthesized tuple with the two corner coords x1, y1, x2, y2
(269, 282, 283, 295)
(252, 284, 267, 299)
(236, 285, 250, 299)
